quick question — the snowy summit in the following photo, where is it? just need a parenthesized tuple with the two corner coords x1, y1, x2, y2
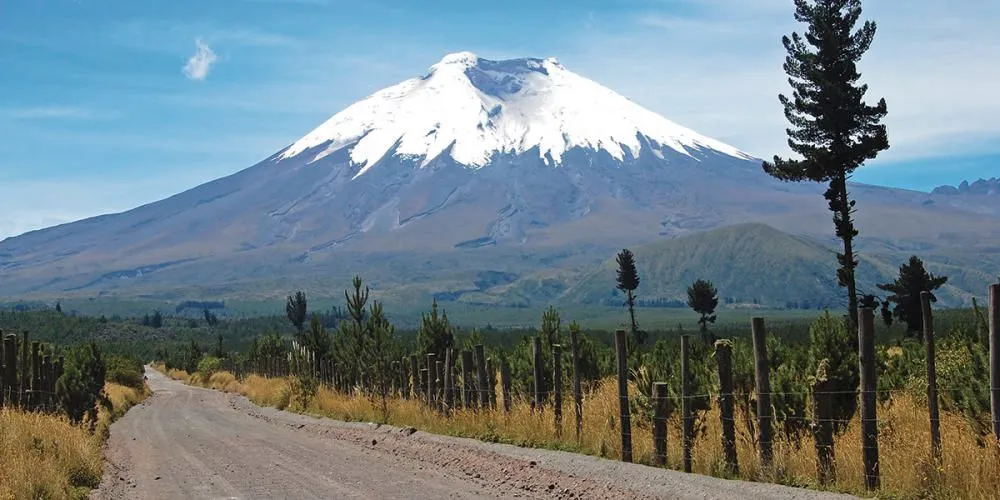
(280, 52, 752, 177)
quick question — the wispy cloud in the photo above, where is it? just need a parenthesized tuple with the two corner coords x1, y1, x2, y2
(183, 38, 218, 81)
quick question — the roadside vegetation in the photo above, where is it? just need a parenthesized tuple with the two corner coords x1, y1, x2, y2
(151, 254, 998, 499)
(0, 342, 149, 499)
(156, 303, 997, 498)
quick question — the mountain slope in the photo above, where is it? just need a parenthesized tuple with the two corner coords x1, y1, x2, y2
(1, 52, 998, 305)
(471, 223, 998, 309)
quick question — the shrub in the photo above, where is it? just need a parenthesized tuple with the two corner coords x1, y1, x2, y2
(105, 355, 145, 389)
(808, 311, 858, 433)
(290, 374, 318, 411)
(197, 356, 223, 384)
(56, 342, 107, 425)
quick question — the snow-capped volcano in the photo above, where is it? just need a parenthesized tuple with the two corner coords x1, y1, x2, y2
(280, 52, 752, 176)
(2, 51, 997, 304)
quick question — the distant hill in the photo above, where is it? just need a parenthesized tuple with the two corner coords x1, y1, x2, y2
(464, 223, 998, 309)
(932, 177, 999, 196)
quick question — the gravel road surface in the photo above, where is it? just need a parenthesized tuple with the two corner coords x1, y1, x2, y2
(91, 367, 855, 499)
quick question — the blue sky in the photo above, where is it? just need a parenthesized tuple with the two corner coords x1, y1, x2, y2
(1, 0, 998, 239)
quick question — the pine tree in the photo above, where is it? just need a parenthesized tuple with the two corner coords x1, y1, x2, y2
(55, 301, 62, 314)
(151, 311, 163, 329)
(335, 276, 368, 390)
(203, 308, 219, 328)
(213, 333, 225, 358)
(540, 305, 561, 350)
(764, 0, 889, 329)
(303, 313, 332, 359)
(615, 248, 645, 348)
(56, 342, 106, 425)
(877, 255, 948, 336)
(285, 291, 308, 336)
(808, 311, 858, 433)
(417, 299, 454, 360)
(365, 300, 397, 422)
(686, 279, 719, 344)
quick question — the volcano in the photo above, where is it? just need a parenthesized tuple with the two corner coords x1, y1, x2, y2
(1, 52, 997, 305)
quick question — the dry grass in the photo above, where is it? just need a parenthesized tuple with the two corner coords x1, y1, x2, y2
(172, 368, 1000, 500)
(0, 382, 149, 500)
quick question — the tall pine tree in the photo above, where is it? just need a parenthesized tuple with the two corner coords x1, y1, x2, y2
(417, 298, 454, 360)
(286, 291, 308, 337)
(615, 248, 644, 348)
(335, 277, 368, 390)
(877, 255, 948, 336)
(764, 0, 889, 328)
(365, 300, 398, 421)
(686, 279, 719, 344)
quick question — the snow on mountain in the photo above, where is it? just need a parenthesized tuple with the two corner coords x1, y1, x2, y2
(279, 51, 753, 177)
(2, 51, 999, 303)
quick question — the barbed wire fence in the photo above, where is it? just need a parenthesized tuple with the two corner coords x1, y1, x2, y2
(0, 331, 65, 415)
(212, 284, 999, 492)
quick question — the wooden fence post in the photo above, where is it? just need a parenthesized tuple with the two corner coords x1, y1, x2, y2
(30, 341, 41, 410)
(399, 357, 408, 400)
(444, 349, 454, 414)
(42, 354, 52, 411)
(55, 355, 64, 396)
(435, 359, 444, 412)
(681, 334, 693, 473)
(461, 350, 474, 409)
(0, 335, 4, 408)
(715, 339, 738, 476)
(921, 291, 942, 462)
(500, 359, 512, 414)
(859, 307, 880, 490)
(652, 382, 668, 466)
(390, 360, 399, 396)
(409, 355, 418, 400)
(571, 326, 583, 441)
(475, 344, 488, 409)
(450, 356, 459, 409)
(532, 337, 543, 413)
(751, 317, 773, 472)
(615, 329, 633, 462)
(0, 331, 5, 408)
(427, 353, 437, 408)
(989, 283, 999, 445)
(20, 331, 29, 405)
(813, 360, 836, 485)
(486, 358, 497, 410)
(553, 344, 563, 434)
(2, 334, 16, 406)
(420, 368, 429, 405)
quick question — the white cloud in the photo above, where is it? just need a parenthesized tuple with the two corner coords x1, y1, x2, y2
(562, 0, 1000, 166)
(182, 38, 218, 81)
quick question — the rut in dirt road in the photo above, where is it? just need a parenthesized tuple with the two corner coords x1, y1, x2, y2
(92, 368, 856, 499)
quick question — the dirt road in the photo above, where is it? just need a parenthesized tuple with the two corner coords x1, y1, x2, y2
(92, 368, 854, 499)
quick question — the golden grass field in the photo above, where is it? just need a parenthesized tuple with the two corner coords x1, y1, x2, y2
(156, 363, 1000, 500)
(0, 382, 149, 500)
